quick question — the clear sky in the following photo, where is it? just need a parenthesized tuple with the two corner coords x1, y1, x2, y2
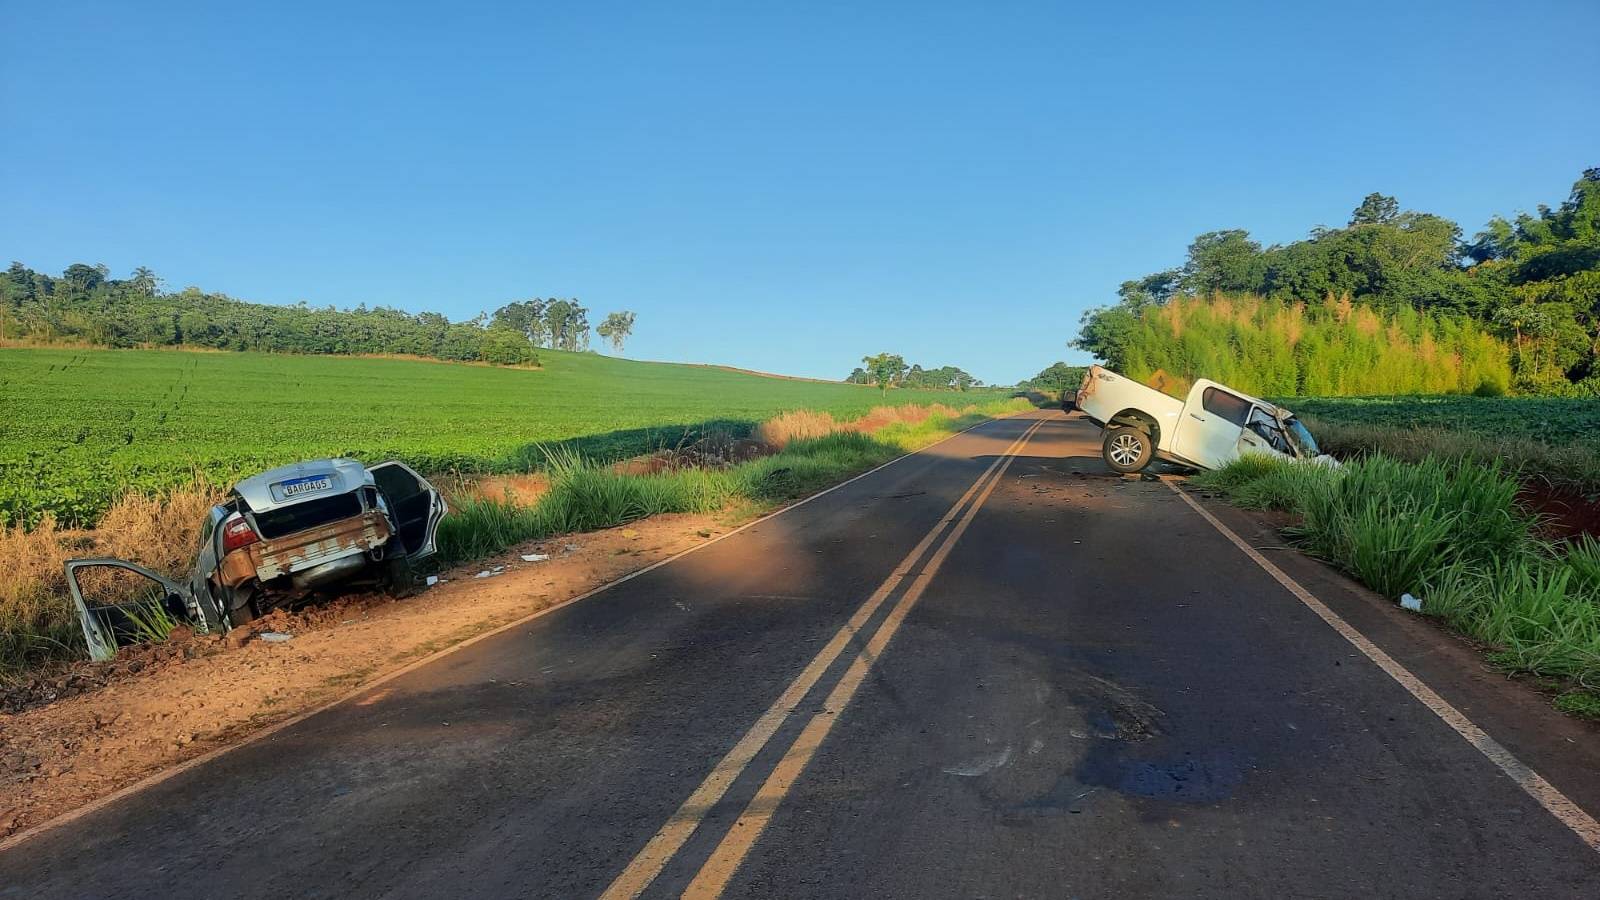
(3, 1, 1596, 384)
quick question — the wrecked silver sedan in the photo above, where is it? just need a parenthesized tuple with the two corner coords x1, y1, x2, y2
(66, 458, 446, 660)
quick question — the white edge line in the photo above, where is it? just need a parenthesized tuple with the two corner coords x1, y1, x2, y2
(0, 411, 1035, 854)
(1165, 480, 1600, 854)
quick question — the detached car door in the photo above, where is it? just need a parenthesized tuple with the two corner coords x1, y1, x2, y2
(1175, 386, 1252, 469)
(64, 559, 198, 661)
(368, 461, 447, 559)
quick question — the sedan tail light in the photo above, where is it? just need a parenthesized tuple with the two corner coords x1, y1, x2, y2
(221, 513, 260, 553)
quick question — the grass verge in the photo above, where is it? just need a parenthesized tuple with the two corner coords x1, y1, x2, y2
(437, 401, 1024, 564)
(1192, 455, 1600, 718)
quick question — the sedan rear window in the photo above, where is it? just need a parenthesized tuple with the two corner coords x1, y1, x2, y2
(250, 492, 364, 539)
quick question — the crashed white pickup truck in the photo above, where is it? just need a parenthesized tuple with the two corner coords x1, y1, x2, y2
(1075, 365, 1331, 474)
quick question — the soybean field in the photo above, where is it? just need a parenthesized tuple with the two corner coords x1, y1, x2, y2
(1283, 395, 1600, 447)
(0, 347, 994, 528)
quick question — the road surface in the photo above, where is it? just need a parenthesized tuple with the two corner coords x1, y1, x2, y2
(4, 410, 1599, 898)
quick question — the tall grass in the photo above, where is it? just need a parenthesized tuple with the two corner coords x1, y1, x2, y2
(437, 399, 1026, 563)
(1109, 293, 1511, 398)
(1194, 455, 1600, 712)
(1304, 417, 1600, 495)
(1, 485, 218, 676)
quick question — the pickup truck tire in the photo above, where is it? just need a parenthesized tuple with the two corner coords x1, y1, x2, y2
(1103, 426, 1153, 474)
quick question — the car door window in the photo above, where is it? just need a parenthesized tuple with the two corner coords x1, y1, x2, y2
(1245, 408, 1292, 455)
(1201, 387, 1251, 427)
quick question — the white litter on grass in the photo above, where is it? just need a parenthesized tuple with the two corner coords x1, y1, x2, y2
(1400, 593, 1423, 612)
(521, 553, 550, 563)
(258, 632, 293, 643)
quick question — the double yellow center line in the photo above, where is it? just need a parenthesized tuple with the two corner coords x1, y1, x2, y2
(601, 417, 1046, 900)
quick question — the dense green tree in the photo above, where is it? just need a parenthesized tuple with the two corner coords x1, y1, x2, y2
(1021, 362, 1088, 393)
(480, 327, 539, 365)
(596, 311, 636, 354)
(1181, 230, 1264, 295)
(861, 353, 908, 394)
(544, 299, 590, 351)
(1076, 169, 1600, 394)
(1350, 192, 1400, 226)
(490, 300, 548, 345)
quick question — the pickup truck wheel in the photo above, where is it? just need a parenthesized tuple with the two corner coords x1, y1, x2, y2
(1103, 426, 1153, 474)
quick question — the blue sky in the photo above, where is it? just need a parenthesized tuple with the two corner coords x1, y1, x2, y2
(3, 1, 1596, 384)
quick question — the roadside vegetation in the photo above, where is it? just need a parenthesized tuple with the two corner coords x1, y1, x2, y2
(435, 400, 1021, 562)
(1, 397, 1028, 678)
(1192, 455, 1600, 718)
(1075, 168, 1600, 397)
(1287, 398, 1600, 496)
(0, 346, 1007, 529)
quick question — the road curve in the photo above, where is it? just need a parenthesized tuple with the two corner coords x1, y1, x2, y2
(3, 410, 1598, 898)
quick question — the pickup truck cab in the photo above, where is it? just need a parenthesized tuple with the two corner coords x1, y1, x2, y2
(1075, 365, 1326, 474)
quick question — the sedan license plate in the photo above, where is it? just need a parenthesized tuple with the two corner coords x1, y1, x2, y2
(277, 475, 333, 500)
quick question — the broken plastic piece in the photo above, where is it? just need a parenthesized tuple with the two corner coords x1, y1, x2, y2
(425, 575, 439, 586)
(521, 553, 550, 562)
(1399, 593, 1423, 612)
(258, 631, 293, 642)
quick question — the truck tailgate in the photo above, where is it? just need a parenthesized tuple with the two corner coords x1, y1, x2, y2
(1077, 367, 1185, 425)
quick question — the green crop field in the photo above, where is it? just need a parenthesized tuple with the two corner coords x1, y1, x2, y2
(1282, 396, 1600, 447)
(0, 347, 1002, 528)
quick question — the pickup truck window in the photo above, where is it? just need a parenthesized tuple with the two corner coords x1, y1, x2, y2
(1201, 387, 1251, 427)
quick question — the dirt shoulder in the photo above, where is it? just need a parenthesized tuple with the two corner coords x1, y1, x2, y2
(0, 509, 745, 841)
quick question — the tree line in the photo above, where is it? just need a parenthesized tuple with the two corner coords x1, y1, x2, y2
(1019, 362, 1088, 394)
(847, 353, 983, 392)
(0, 262, 637, 366)
(1074, 168, 1600, 396)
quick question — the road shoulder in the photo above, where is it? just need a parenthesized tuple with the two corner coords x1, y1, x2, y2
(1177, 481, 1600, 825)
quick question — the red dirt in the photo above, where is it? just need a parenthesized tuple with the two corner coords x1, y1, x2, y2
(1517, 482, 1600, 542)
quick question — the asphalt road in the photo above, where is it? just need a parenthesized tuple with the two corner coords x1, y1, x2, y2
(4, 410, 1599, 898)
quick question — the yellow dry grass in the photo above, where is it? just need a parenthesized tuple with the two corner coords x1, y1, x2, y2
(755, 409, 841, 448)
(756, 402, 971, 449)
(0, 484, 219, 642)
